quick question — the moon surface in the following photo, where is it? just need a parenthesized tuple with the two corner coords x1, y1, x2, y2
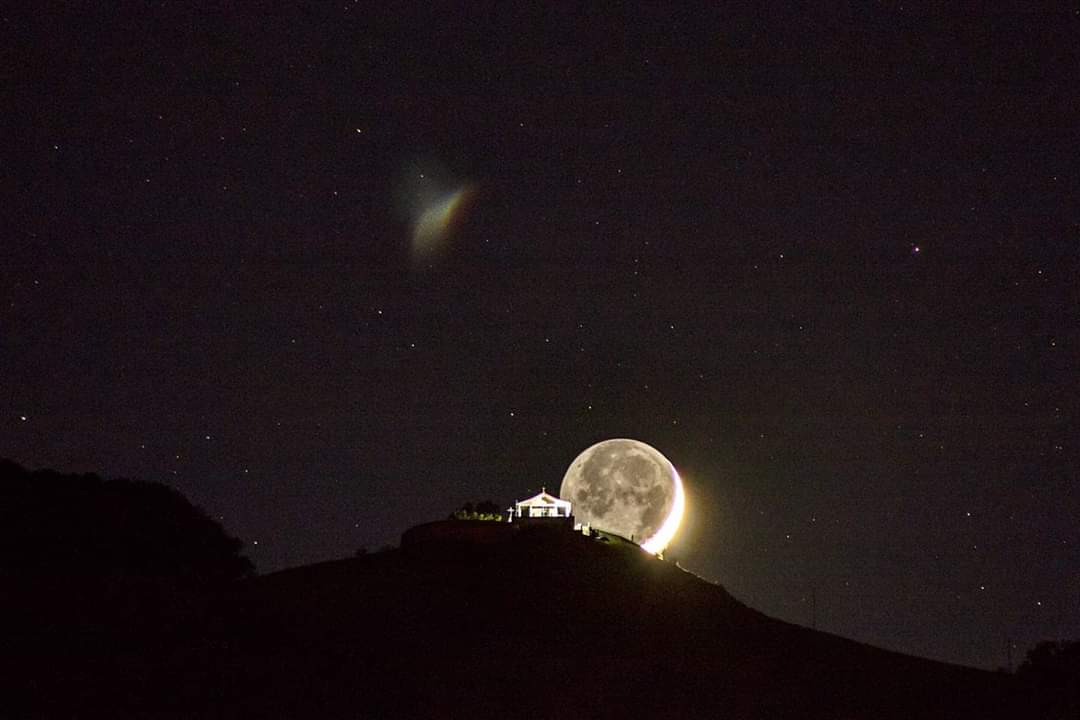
(559, 438, 685, 554)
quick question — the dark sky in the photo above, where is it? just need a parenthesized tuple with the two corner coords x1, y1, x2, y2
(4, 5, 1078, 669)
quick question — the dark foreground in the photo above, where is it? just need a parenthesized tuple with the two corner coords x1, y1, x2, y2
(6, 524, 1035, 718)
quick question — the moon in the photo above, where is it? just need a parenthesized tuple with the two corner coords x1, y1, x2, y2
(559, 438, 685, 554)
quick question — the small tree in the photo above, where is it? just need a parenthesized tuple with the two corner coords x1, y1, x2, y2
(1017, 640, 1080, 719)
(448, 500, 504, 521)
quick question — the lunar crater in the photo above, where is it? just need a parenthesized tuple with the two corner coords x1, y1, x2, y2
(560, 438, 684, 553)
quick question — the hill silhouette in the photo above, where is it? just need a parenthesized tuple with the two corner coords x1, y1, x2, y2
(0, 462, 1051, 718)
(217, 523, 1024, 719)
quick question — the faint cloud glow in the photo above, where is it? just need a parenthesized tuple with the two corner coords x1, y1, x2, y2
(411, 186, 473, 264)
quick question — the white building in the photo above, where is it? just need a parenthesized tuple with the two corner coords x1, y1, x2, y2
(507, 489, 572, 522)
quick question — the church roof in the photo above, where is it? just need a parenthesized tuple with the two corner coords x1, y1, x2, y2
(515, 489, 571, 508)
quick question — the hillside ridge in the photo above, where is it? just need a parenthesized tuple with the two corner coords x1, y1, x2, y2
(223, 523, 1021, 719)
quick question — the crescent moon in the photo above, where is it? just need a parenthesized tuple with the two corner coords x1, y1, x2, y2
(642, 464, 685, 554)
(559, 438, 686, 554)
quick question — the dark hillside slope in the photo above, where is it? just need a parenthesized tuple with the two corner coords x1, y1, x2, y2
(222, 526, 1021, 719)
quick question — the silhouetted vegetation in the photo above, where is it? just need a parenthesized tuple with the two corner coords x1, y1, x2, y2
(1, 458, 252, 717)
(0, 458, 253, 584)
(448, 499, 504, 521)
(1017, 640, 1080, 719)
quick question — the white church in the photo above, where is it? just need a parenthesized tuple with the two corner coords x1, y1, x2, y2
(507, 488, 573, 524)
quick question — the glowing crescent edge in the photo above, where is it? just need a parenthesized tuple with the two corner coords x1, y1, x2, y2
(640, 464, 685, 555)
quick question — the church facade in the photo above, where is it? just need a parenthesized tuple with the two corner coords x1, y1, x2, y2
(507, 489, 573, 527)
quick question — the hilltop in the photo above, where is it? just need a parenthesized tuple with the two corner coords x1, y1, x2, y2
(210, 523, 1021, 719)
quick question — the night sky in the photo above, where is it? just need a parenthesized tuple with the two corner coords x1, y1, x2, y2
(4, 5, 1078, 670)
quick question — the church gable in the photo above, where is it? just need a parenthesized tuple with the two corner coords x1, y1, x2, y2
(510, 488, 572, 521)
(516, 491, 566, 507)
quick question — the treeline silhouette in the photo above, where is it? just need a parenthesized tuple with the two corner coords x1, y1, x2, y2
(0, 458, 252, 583)
(1, 458, 253, 716)
(447, 499, 504, 521)
(1017, 640, 1080, 720)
